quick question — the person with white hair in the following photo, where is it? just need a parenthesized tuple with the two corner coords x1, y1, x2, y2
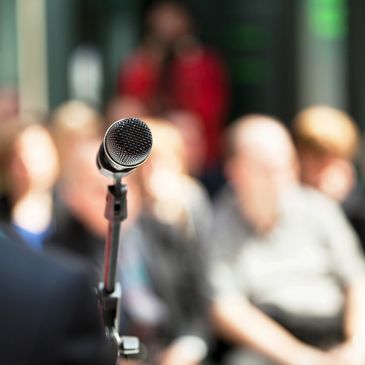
(208, 114, 365, 365)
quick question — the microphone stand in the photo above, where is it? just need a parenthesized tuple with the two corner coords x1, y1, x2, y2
(97, 174, 140, 361)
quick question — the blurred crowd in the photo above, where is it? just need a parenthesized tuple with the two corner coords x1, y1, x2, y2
(2, 1, 365, 365)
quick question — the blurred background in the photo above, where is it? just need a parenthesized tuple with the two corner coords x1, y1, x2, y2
(3, 2, 365, 364)
(1, 0, 364, 127)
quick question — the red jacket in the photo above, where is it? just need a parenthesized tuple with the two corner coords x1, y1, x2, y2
(118, 47, 230, 167)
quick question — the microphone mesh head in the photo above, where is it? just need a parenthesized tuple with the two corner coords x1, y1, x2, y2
(104, 118, 153, 167)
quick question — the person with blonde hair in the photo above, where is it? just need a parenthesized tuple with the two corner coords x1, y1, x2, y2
(292, 105, 365, 252)
(292, 105, 360, 203)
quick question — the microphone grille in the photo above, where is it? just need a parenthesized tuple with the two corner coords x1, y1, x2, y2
(104, 118, 153, 167)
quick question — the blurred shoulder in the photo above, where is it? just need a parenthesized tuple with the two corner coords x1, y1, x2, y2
(0, 225, 92, 290)
(282, 184, 349, 225)
(181, 175, 211, 204)
(284, 184, 340, 208)
(208, 184, 247, 253)
(212, 183, 237, 213)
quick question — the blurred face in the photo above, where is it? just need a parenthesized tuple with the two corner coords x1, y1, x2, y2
(298, 148, 354, 202)
(298, 149, 328, 188)
(226, 122, 298, 233)
(142, 141, 184, 203)
(10, 125, 59, 194)
(229, 151, 281, 233)
(147, 3, 192, 43)
(139, 125, 188, 225)
(168, 111, 206, 176)
(61, 140, 109, 238)
(142, 123, 186, 181)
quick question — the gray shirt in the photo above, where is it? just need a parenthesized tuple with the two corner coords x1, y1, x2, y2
(209, 184, 365, 318)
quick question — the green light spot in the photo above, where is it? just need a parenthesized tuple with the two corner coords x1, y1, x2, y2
(308, 0, 348, 39)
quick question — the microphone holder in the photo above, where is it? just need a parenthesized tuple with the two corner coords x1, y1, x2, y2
(97, 175, 140, 361)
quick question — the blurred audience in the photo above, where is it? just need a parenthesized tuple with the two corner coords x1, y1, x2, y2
(140, 117, 211, 242)
(164, 109, 206, 179)
(164, 108, 227, 197)
(105, 96, 148, 126)
(46, 105, 212, 365)
(46, 136, 108, 280)
(0, 102, 112, 363)
(117, 0, 230, 172)
(45, 100, 108, 278)
(0, 116, 60, 249)
(120, 176, 211, 365)
(291, 105, 365, 252)
(118, 118, 212, 365)
(51, 100, 103, 169)
(208, 114, 365, 365)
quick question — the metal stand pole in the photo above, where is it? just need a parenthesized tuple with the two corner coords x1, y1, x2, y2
(97, 176, 139, 361)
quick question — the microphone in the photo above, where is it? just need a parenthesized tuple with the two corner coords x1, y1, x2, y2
(96, 118, 152, 358)
(97, 118, 153, 178)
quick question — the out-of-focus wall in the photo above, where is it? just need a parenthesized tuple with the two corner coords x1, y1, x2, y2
(297, 0, 348, 111)
(46, 0, 139, 111)
(17, 0, 48, 115)
(5, 0, 365, 130)
(46, 0, 77, 113)
(0, 0, 17, 86)
(207, 0, 297, 123)
(348, 0, 365, 129)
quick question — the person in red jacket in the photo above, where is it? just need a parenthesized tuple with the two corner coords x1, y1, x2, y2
(117, 0, 230, 171)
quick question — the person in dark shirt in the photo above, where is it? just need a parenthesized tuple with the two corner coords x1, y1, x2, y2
(0, 223, 114, 365)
